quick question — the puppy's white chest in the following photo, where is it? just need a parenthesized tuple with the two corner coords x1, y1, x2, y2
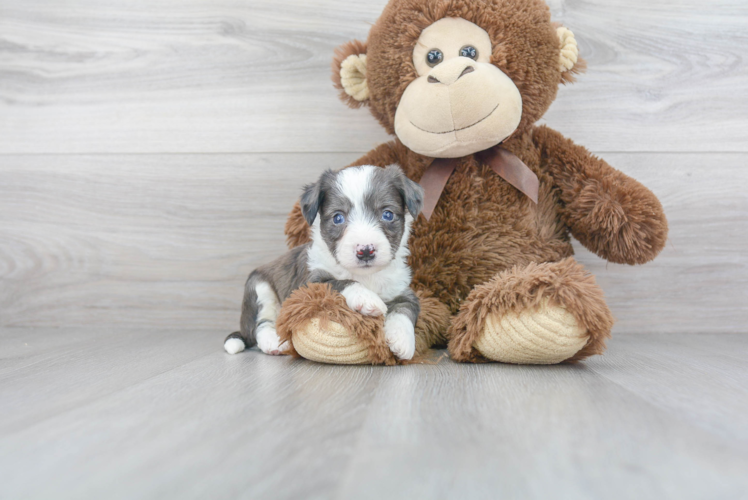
(354, 264, 411, 302)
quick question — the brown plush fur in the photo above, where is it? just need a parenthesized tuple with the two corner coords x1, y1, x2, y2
(284, 203, 310, 249)
(533, 125, 668, 264)
(448, 258, 614, 363)
(282, 0, 668, 364)
(276, 283, 397, 365)
(414, 289, 452, 352)
(276, 283, 445, 365)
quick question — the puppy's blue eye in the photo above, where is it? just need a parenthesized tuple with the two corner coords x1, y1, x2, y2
(382, 210, 394, 222)
(332, 213, 345, 225)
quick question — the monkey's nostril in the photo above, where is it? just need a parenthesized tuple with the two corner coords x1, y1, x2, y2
(458, 66, 475, 79)
(427, 75, 440, 84)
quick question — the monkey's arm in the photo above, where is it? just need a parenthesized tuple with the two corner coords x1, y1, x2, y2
(532, 125, 668, 265)
(285, 140, 408, 248)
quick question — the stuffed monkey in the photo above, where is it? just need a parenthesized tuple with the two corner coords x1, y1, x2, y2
(276, 0, 668, 364)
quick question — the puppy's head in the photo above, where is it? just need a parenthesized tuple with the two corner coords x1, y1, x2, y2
(301, 165, 423, 274)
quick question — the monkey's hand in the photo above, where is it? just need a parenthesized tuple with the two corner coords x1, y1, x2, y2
(533, 125, 668, 265)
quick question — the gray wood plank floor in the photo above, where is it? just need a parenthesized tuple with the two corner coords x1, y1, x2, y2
(1, 328, 747, 499)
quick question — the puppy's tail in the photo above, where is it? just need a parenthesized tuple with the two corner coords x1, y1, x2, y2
(224, 331, 247, 354)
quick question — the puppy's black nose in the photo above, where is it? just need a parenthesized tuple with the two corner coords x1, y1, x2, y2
(356, 245, 376, 262)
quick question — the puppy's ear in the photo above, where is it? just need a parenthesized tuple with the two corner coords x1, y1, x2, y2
(402, 177, 425, 218)
(300, 171, 332, 226)
(386, 165, 424, 218)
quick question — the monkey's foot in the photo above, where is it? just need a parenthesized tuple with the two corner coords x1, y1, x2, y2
(292, 318, 373, 364)
(449, 258, 614, 364)
(276, 283, 450, 365)
(473, 300, 587, 364)
(276, 283, 395, 365)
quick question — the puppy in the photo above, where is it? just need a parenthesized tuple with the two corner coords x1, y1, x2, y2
(224, 164, 424, 360)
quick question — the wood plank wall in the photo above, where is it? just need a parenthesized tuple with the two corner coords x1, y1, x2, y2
(1, 0, 746, 333)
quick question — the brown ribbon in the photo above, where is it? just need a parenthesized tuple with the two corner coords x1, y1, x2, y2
(419, 145, 539, 221)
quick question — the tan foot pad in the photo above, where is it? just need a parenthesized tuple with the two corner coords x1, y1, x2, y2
(292, 318, 373, 365)
(474, 301, 588, 364)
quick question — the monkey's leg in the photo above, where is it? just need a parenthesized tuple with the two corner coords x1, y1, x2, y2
(448, 258, 613, 364)
(275, 284, 450, 364)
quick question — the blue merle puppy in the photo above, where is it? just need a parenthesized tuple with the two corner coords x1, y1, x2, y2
(224, 164, 424, 360)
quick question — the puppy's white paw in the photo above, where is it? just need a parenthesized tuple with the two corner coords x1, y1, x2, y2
(384, 313, 416, 360)
(256, 324, 288, 355)
(341, 283, 387, 317)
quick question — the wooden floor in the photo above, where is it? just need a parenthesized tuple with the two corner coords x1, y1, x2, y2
(2, 328, 747, 499)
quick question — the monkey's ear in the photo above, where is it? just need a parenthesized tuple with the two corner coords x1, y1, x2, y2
(556, 26, 586, 84)
(332, 40, 369, 108)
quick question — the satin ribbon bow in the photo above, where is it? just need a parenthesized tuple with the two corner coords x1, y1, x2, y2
(418, 145, 539, 220)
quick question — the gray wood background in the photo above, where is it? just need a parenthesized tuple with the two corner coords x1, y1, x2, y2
(1, 0, 746, 333)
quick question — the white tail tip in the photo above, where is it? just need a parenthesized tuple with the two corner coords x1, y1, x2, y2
(224, 338, 246, 355)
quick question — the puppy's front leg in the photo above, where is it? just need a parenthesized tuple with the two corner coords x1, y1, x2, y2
(384, 290, 419, 360)
(309, 271, 387, 317)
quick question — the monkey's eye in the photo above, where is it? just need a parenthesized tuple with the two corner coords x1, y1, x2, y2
(332, 213, 345, 225)
(426, 49, 443, 67)
(381, 210, 394, 222)
(459, 45, 478, 60)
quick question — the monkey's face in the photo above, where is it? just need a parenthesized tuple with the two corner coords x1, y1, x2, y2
(393, 17, 522, 158)
(332, 0, 583, 159)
